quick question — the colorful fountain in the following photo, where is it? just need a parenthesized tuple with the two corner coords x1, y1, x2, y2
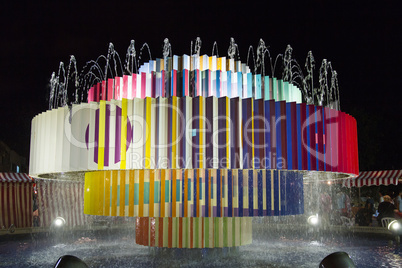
(29, 38, 359, 251)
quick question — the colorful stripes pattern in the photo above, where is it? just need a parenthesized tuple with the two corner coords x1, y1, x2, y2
(30, 97, 359, 176)
(135, 216, 252, 248)
(0, 181, 33, 229)
(83, 169, 304, 218)
(342, 170, 402, 187)
(87, 55, 302, 103)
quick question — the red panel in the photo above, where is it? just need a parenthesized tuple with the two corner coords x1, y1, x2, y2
(122, 75, 128, 99)
(331, 109, 339, 172)
(101, 80, 106, 101)
(269, 100, 277, 169)
(291, 102, 298, 170)
(88, 86, 94, 103)
(150, 217, 156, 247)
(317, 106, 324, 171)
(114, 77, 120, 100)
(107, 78, 114, 101)
(280, 101, 287, 169)
(95, 83, 100, 102)
(158, 217, 164, 247)
(300, 103, 307, 170)
(324, 107, 331, 171)
(308, 105, 317, 171)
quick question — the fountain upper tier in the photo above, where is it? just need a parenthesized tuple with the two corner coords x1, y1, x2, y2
(48, 38, 340, 111)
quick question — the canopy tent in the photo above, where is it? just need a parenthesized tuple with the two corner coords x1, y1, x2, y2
(342, 170, 402, 188)
(0, 173, 34, 229)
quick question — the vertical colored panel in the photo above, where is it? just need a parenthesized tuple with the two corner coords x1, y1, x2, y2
(139, 170, 144, 217)
(120, 98, 127, 169)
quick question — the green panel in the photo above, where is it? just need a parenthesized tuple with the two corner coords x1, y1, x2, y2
(223, 217, 228, 247)
(154, 181, 160, 203)
(195, 217, 199, 248)
(165, 180, 170, 202)
(176, 179, 181, 202)
(134, 183, 139, 205)
(144, 182, 149, 204)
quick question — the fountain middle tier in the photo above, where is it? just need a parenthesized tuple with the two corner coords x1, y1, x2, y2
(30, 97, 358, 177)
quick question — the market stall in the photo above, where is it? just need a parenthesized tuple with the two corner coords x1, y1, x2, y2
(0, 172, 34, 229)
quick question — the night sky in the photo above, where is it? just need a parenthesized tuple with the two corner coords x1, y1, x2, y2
(1, 1, 401, 171)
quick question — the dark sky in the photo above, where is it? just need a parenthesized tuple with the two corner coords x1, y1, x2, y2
(1, 1, 401, 171)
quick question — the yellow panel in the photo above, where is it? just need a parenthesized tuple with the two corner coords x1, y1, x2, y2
(172, 96, 177, 169)
(119, 170, 126, 216)
(128, 170, 134, 217)
(111, 170, 118, 216)
(120, 98, 127, 169)
(145, 97, 152, 169)
(139, 169, 144, 217)
(161, 169, 165, 217)
(149, 170, 154, 217)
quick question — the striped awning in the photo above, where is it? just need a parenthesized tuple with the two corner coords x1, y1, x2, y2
(0, 172, 34, 183)
(342, 170, 402, 188)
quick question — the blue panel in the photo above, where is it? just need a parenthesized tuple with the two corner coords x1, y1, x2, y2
(199, 174, 203, 200)
(274, 170, 279, 216)
(264, 76, 270, 101)
(217, 169, 221, 217)
(297, 172, 304, 214)
(216, 71, 220, 98)
(280, 171, 286, 215)
(275, 101, 282, 169)
(227, 71, 231, 98)
(247, 73, 252, 98)
(228, 169, 232, 217)
(242, 98, 251, 169)
(266, 170, 272, 215)
(193, 170, 197, 216)
(237, 72, 242, 98)
(248, 169, 253, 216)
(315, 106, 319, 170)
(286, 171, 294, 215)
(258, 170, 263, 216)
(286, 103, 293, 170)
(296, 104, 302, 170)
(255, 74, 262, 99)
(238, 170, 243, 217)
(264, 100, 271, 169)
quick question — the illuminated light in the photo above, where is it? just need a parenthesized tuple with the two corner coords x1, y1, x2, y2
(307, 215, 319, 225)
(388, 220, 401, 231)
(53, 217, 65, 227)
(327, 181, 332, 185)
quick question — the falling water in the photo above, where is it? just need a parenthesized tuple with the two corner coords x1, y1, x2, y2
(247, 45, 256, 73)
(304, 51, 315, 104)
(192, 37, 202, 57)
(227, 37, 239, 60)
(137, 43, 152, 72)
(124, 40, 137, 75)
(282, 45, 293, 82)
(211, 41, 219, 57)
(162, 38, 172, 71)
(48, 38, 342, 111)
